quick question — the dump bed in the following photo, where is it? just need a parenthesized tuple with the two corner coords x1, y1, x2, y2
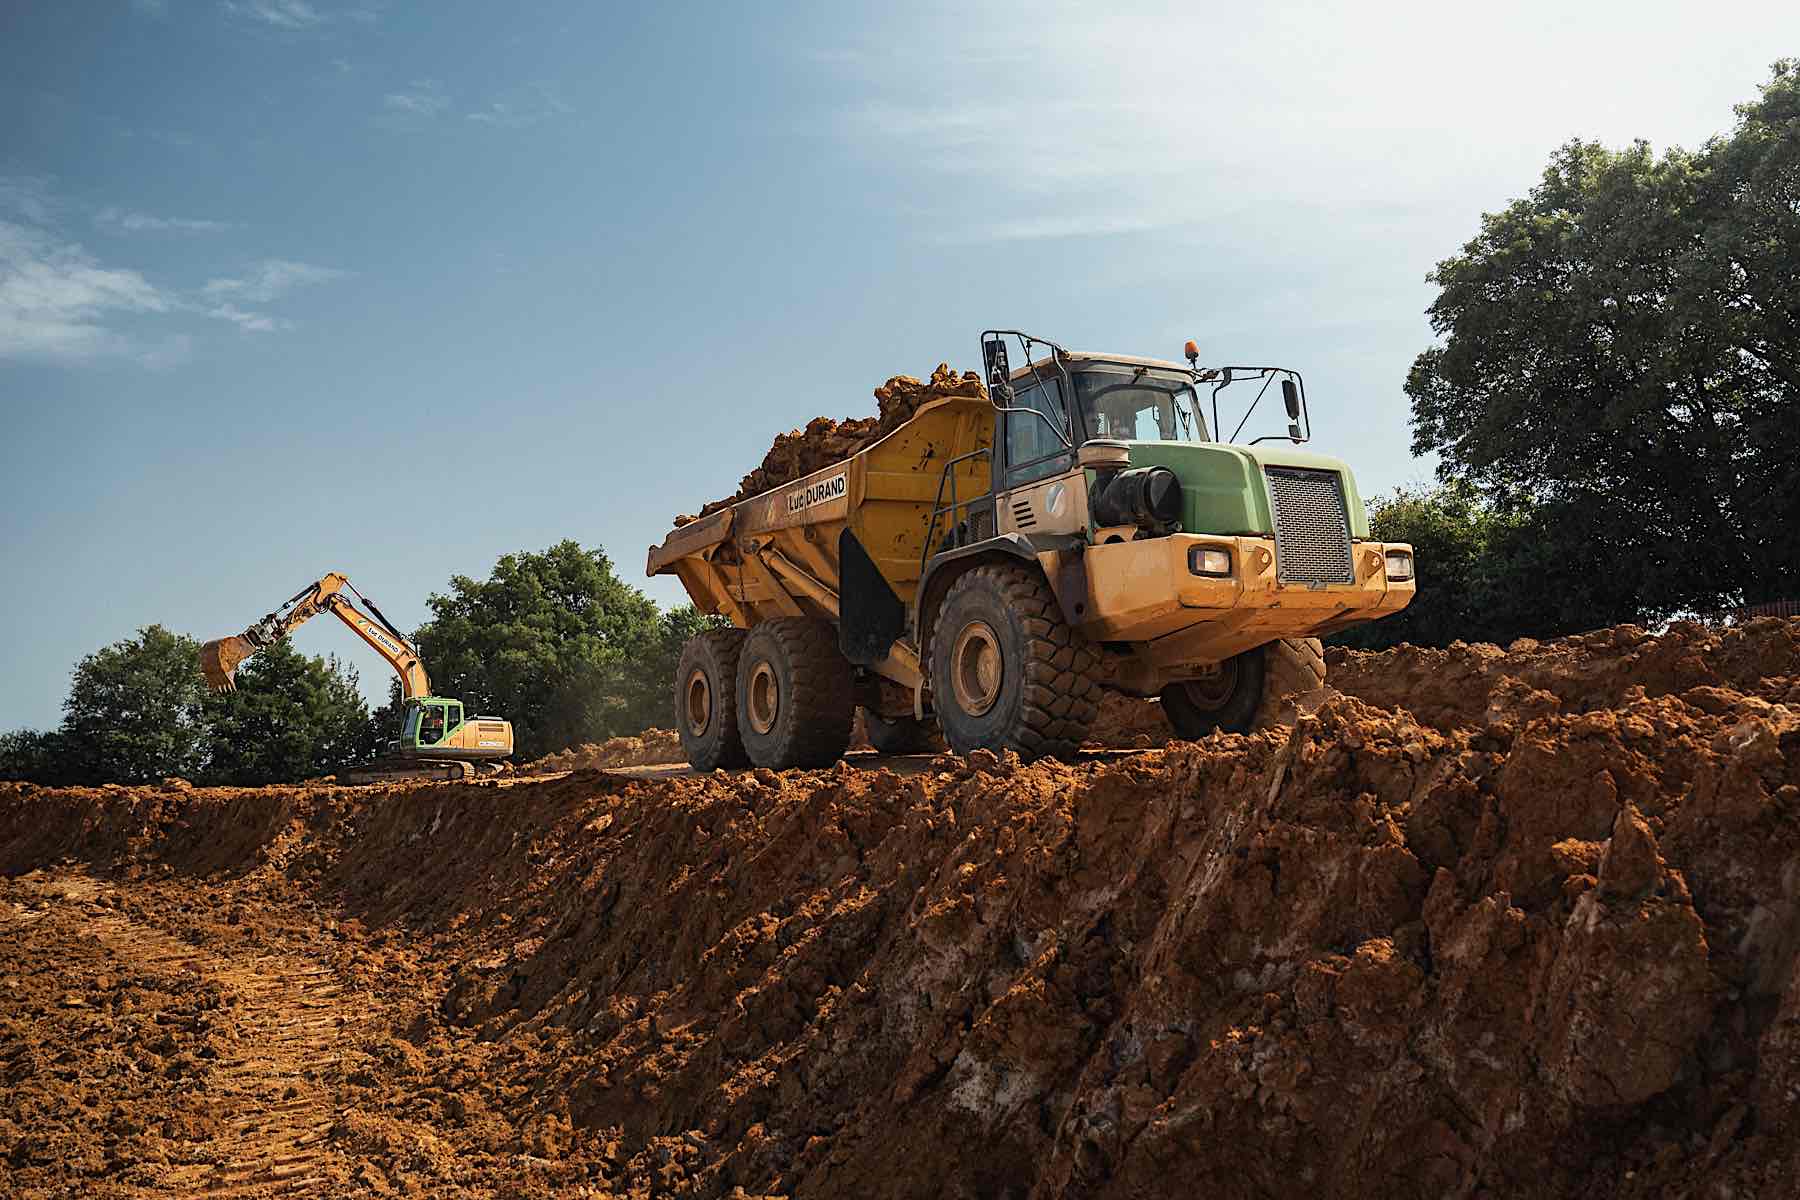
(647, 393, 995, 634)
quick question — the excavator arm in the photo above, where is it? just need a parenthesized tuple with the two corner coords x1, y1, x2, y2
(200, 572, 432, 698)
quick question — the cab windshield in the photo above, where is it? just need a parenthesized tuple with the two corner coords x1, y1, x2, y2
(1074, 367, 1209, 443)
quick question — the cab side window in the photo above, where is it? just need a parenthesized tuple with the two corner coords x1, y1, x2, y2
(1004, 380, 1073, 486)
(419, 704, 447, 745)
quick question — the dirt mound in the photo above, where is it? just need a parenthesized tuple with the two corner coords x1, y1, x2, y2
(678, 364, 985, 523)
(521, 728, 685, 774)
(1327, 616, 1800, 732)
(3, 620, 1798, 1197)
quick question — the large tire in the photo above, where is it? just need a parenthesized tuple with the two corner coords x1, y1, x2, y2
(735, 618, 855, 769)
(929, 564, 1101, 760)
(675, 629, 749, 770)
(1255, 636, 1326, 727)
(1160, 636, 1325, 739)
(862, 709, 939, 756)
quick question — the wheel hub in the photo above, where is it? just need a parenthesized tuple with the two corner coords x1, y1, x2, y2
(747, 660, 779, 735)
(684, 668, 711, 735)
(1185, 658, 1239, 710)
(950, 620, 1003, 717)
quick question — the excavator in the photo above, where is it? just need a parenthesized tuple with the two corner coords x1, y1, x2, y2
(199, 573, 514, 783)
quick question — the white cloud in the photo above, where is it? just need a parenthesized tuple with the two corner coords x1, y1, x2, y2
(202, 259, 348, 303)
(95, 207, 234, 235)
(206, 302, 287, 333)
(221, 0, 325, 29)
(0, 179, 346, 363)
(382, 80, 449, 119)
(0, 176, 56, 226)
(0, 220, 173, 364)
(466, 84, 573, 129)
(930, 215, 1169, 245)
(812, 3, 1795, 247)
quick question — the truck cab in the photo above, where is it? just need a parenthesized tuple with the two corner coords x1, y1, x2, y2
(911, 331, 1415, 736)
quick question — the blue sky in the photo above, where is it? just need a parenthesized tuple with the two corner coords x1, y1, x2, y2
(1, 1, 1791, 730)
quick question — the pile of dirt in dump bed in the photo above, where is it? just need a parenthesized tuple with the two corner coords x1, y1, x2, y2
(3, 619, 1798, 1198)
(677, 364, 985, 523)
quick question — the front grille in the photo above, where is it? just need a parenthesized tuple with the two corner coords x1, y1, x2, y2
(1264, 467, 1354, 586)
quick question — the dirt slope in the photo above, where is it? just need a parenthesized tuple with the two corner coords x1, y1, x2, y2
(3, 620, 1799, 1198)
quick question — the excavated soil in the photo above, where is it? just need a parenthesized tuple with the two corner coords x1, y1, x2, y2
(4, 619, 1799, 1198)
(676, 365, 986, 523)
(522, 728, 687, 775)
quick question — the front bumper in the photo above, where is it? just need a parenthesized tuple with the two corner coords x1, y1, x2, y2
(1063, 532, 1414, 667)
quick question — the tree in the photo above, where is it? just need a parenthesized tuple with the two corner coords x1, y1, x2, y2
(1406, 62, 1800, 620)
(412, 541, 674, 757)
(593, 603, 728, 737)
(58, 625, 210, 784)
(200, 638, 381, 785)
(0, 729, 74, 784)
(1334, 485, 1659, 651)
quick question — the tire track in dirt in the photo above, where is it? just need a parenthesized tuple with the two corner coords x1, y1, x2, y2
(19, 874, 357, 1197)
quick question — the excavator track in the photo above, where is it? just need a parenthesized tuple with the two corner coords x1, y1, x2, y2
(341, 757, 510, 786)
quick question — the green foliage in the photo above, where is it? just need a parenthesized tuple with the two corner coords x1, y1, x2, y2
(0, 729, 74, 786)
(1406, 61, 1800, 620)
(413, 540, 718, 758)
(56, 625, 211, 784)
(1334, 486, 1659, 650)
(201, 638, 380, 785)
(1, 627, 378, 785)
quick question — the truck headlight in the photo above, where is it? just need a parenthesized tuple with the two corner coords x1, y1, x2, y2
(1384, 550, 1414, 581)
(1188, 546, 1232, 577)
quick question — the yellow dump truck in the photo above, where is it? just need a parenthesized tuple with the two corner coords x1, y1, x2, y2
(648, 330, 1414, 768)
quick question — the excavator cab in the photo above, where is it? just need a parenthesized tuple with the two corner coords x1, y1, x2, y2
(401, 698, 463, 750)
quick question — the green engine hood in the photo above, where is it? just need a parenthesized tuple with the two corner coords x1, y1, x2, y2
(1115, 442, 1371, 539)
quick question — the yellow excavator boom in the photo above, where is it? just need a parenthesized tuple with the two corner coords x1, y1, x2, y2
(199, 572, 432, 697)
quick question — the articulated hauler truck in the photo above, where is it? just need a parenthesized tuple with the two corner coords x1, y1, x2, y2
(647, 330, 1415, 769)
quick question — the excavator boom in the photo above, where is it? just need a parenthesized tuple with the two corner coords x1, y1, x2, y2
(199, 573, 431, 697)
(199, 571, 513, 782)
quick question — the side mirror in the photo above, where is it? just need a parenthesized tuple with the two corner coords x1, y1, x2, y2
(1281, 378, 1301, 421)
(983, 339, 1011, 392)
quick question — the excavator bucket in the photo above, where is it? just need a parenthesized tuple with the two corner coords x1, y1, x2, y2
(198, 635, 258, 692)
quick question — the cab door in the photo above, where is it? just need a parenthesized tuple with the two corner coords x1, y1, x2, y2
(997, 377, 1087, 537)
(412, 700, 454, 749)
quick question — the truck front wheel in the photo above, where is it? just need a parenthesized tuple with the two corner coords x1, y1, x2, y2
(930, 565, 1101, 760)
(735, 618, 855, 769)
(675, 629, 750, 770)
(1159, 637, 1325, 738)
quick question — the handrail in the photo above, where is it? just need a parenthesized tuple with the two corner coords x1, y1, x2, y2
(918, 446, 993, 582)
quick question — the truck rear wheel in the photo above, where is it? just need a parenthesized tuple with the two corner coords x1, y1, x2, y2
(735, 618, 855, 769)
(930, 564, 1101, 760)
(675, 629, 750, 771)
(1160, 637, 1325, 738)
(862, 709, 939, 756)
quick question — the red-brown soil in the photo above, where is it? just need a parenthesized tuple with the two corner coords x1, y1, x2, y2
(521, 727, 686, 775)
(676, 365, 986, 523)
(4, 619, 1798, 1197)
